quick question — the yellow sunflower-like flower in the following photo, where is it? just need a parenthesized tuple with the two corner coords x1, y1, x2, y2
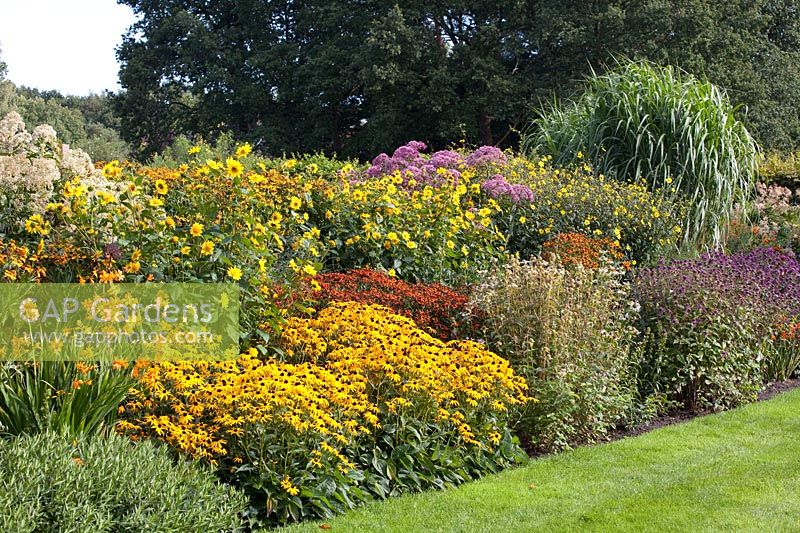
(227, 266, 243, 281)
(154, 179, 168, 195)
(235, 143, 252, 158)
(190, 223, 204, 237)
(226, 157, 244, 178)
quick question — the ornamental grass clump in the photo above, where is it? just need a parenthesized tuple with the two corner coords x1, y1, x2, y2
(471, 256, 638, 452)
(525, 59, 757, 248)
(0, 361, 134, 437)
(635, 247, 800, 410)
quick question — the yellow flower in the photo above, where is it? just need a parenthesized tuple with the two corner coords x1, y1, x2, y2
(302, 264, 318, 276)
(235, 143, 252, 158)
(154, 179, 168, 195)
(188, 145, 201, 155)
(180, 246, 191, 256)
(24, 214, 50, 236)
(268, 212, 283, 229)
(280, 475, 299, 496)
(200, 240, 214, 256)
(227, 266, 243, 281)
(148, 197, 164, 207)
(102, 160, 122, 178)
(190, 223, 204, 237)
(226, 157, 244, 178)
(289, 196, 302, 210)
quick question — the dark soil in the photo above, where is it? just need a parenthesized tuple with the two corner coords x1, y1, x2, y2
(758, 378, 800, 401)
(523, 378, 800, 457)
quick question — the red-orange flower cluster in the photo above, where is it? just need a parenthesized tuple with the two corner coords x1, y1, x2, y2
(311, 268, 476, 340)
(542, 232, 628, 270)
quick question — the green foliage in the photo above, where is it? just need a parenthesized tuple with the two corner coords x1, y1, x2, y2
(471, 257, 639, 451)
(765, 330, 800, 382)
(149, 132, 238, 167)
(526, 60, 757, 248)
(0, 431, 247, 532)
(355, 423, 525, 500)
(114, 1, 539, 158)
(757, 151, 800, 188)
(0, 362, 134, 437)
(637, 308, 764, 412)
(0, 44, 6, 81)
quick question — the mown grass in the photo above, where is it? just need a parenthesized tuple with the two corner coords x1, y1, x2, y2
(281, 389, 800, 532)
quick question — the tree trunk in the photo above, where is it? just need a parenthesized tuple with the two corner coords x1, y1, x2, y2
(478, 108, 493, 145)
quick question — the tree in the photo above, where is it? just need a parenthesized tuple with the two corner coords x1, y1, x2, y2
(115, 0, 539, 158)
(526, 0, 800, 150)
(0, 43, 7, 81)
(115, 0, 800, 158)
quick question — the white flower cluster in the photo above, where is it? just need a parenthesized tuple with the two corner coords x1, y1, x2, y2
(0, 112, 127, 229)
(0, 112, 60, 219)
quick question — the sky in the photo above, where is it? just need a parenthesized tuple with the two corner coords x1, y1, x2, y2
(0, 0, 138, 95)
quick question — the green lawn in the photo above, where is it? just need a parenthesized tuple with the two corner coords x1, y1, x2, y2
(282, 389, 800, 532)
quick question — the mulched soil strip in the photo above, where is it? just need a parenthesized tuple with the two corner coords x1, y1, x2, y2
(523, 378, 800, 457)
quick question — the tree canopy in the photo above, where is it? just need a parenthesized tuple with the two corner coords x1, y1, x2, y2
(115, 0, 800, 159)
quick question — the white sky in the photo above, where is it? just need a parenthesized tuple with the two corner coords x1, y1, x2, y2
(0, 0, 138, 95)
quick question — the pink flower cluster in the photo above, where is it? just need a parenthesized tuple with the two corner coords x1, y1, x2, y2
(365, 141, 507, 189)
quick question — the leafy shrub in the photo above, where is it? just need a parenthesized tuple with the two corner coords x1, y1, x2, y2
(0, 361, 133, 437)
(471, 256, 638, 452)
(757, 151, 800, 189)
(311, 268, 476, 340)
(482, 156, 684, 262)
(525, 59, 757, 247)
(634, 247, 800, 410)
(0, 431, 246, 532)
(119, 302, 529, 526)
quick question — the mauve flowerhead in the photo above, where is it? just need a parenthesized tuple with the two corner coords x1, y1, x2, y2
(429, 150, 462, 168)
(392, 142, 423, 161)
(103, 242, 123, 262)
(481, 174, 534, 205)
(364, 142, 508, 191)
(465, 146, 507, 167)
